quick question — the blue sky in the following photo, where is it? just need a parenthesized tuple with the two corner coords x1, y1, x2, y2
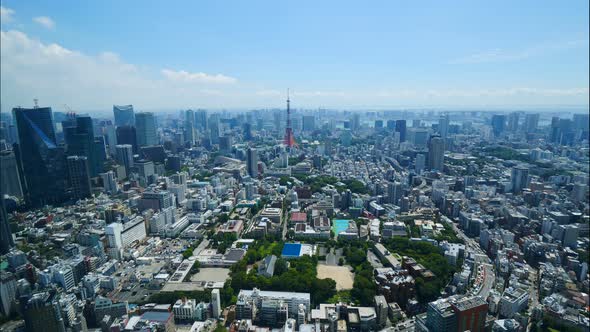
(1, 1, 588, 110)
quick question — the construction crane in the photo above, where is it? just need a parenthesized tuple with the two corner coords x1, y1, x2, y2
(63, 104, 76, 118)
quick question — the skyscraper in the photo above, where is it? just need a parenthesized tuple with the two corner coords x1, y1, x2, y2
(0, 272, 17, 316)
(351, 113, 361, 131)
(573, 113, 590, 132)
(0, 197, 14, 254)
(0, 149, 23, 198)
(386, 120, 396, 130)
(302, 115, 315, 132)
(387, 181, 403, 205)
(395, 120, 407, 142)
(374, 120, 384, 130)
(438, 114, 449, 138)
(491, 115, 506, 137)
(13, 107, 68, 207)
(523, 113, 539, 133)
(67, 156, 92, 200)
(219, 135, 233, 153)
(415, 153, 426, 174)
(247, 148, 259, 178)
(209, 114, 220, 144)
(113, 105, 135, 127)
(135, 112, 157, 147)
(116, 144, 134, 175)
(511, 166, 529, 193)
(550, 116, 561, 143)
(507, 112, 520, 132)
(428, 136, 445, 171)
(101, 121, 117, 157)
(63, 116, 102, 176)
(558, 118, 574, 145)
(243, 123, 253, 141)
(195, 110, 208, 131)
(116, 125, 137, 153)
(184, 109, 196, 144)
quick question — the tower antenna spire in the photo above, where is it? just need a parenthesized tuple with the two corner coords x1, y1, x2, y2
(283, 89, 296, 148)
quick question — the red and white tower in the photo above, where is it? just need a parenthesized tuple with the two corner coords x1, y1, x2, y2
(284, 90, 297, 147)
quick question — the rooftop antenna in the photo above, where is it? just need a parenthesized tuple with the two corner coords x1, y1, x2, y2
(33, 98, 39, 109)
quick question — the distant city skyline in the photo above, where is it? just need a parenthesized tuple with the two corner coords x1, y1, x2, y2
(1, 1, 588, 110)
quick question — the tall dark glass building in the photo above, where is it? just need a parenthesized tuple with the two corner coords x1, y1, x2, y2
(13, 107, 68, 207)
(116, 125, 138, 153)
(63, 116, 103, 176)
(66, 155, 92, 200)
(113, 104, 135, 127)
(0, 197, 14, 254)
(395, 119, 407, 142)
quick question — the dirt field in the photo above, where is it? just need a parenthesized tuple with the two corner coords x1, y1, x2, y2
(317, 264, 354, 290)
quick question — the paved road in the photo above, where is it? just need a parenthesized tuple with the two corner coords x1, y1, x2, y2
(443, 215, 495, 299)
(477, 264, 495, 298)
(526, 268, 540, 332)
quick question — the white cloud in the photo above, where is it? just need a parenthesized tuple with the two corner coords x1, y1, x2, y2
(450, 39, 588, 64)
(1, 6, 15, 23)
(33, 16, 55, 29)
(161, 69, 237, 84)
(0, 29, 587, 110)
(0, 29, 242, 110)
